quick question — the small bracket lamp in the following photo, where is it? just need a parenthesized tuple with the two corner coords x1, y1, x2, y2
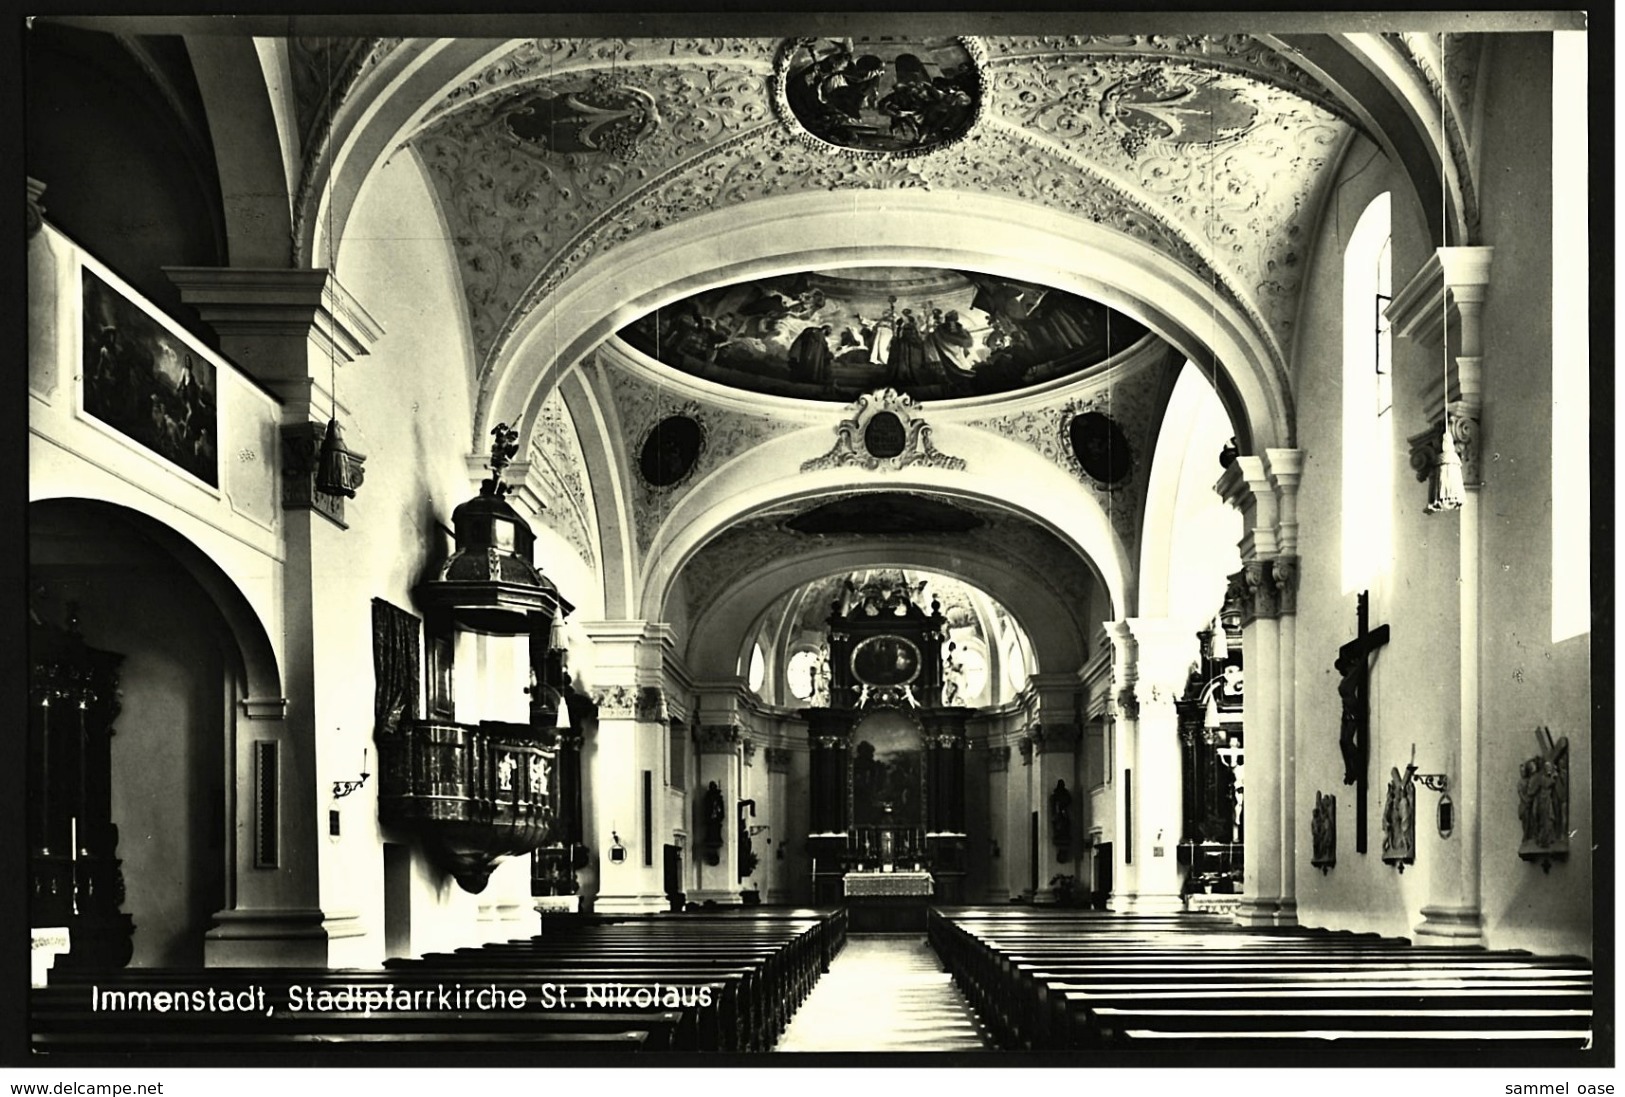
(332, 747, 371, 800)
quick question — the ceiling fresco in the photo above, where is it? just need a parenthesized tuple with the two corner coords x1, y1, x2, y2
(615, 266, 1150, 402)
(404, 34, 1357, 386)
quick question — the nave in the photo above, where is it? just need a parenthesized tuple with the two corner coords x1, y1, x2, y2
(775, 935, 993, 1053)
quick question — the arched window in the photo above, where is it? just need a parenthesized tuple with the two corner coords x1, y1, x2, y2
(746, 641, 766, 694)
(1342, 193, 1395, 595)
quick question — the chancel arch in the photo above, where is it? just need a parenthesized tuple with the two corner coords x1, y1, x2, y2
(494, 189, 1292, 462)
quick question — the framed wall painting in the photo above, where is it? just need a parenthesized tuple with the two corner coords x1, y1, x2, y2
(80, 263, 219, 488)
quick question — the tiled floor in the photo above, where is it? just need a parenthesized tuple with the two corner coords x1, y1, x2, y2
(775, 934, 994, 1052)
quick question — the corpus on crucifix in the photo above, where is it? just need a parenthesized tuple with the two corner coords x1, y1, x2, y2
(1337, 591, 1390, 854)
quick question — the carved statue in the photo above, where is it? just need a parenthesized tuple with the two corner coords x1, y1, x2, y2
(702, 780, 725, 855)
(1310, 790, 1336, 869)
(1336, 652, 1362, 785)
(1518, 726, 1569, 861)
(1049, 779, 1073, 844)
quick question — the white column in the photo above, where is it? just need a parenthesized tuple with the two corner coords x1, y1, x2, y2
(581, 622, 671, 915)
(764, 747, 793, 903)
(692, 725, 744, 906)
(1266, 448, 1304, 927)
(1390, 249, 1493, 946)
(1113, 619, 1191, 914)
(166, 268, 382, 966)
(1010, 736, 1035, 900)
(1218, 457, 1294, 927)
(985, 744, 1012, 901)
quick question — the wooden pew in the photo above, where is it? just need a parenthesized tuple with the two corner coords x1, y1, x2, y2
(33, 906, 846, 1057)
(927, 907, 1594, 1053)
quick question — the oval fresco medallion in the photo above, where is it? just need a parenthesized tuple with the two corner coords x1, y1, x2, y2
(1068, 410, 1133, 486)
(639, 415, 705, 487)
(776, 36, 982, 155)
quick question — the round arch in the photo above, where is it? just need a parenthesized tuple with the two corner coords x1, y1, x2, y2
(682, 541, 1094, 682)
(635, 425, 1131, 629)
(492, 189, 1292, 459)
(28, 498, 284, 705)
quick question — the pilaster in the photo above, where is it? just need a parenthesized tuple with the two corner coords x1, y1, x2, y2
(1110, 619, 1192, 914)
(692, 724, 744, 906)
(763, 747, 793, 902)
(169, 266, 382, 965)
(580, 622, 671, 915)
(1390, 248, 1494, 948)
(985, 744, 1012, 900)
(1215, 448, 1305, 927)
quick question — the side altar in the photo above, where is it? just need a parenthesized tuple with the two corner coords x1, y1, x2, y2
(800, 575, 975, 911)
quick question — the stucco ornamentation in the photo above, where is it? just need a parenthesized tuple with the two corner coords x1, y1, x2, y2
(593, 357, 801, 557)
(527, 388, 598, 571)
(800, 389, 966, 474)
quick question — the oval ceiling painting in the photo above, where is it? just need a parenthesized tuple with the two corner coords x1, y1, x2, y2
(617, 267, 1148, 403)
(778, 37, 982, 155)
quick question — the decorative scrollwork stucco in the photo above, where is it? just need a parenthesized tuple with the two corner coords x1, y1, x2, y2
(527, 388, 598, 572)
(591, 356, 801, 559)
(801, 389, 965, 474)
(405, 35, 1356, 419)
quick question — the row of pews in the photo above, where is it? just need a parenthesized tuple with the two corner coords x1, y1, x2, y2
(929, 906, 1594, 1053)
(32, 907, 846, 1059)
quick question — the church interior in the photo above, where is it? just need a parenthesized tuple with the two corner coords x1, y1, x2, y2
(20, 11, 1602, 1065)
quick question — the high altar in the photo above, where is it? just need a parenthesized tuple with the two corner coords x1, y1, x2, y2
(801, 576, 973, 928)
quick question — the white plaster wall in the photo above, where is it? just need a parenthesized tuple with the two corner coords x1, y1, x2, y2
(1471, 34, 1590, 957)
(310, 146, 521, 962)
(1291, 134, 1442, 940)
(28, 225, 285, 687)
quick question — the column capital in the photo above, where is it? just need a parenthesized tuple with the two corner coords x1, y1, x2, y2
(591, 685, 666, 722)
(1018, 737, 1034, 764)
(986, 744, 1012, 773)
(764, 746, 793, 774)
(1117, 617, 1198, 701)
(742, 738, 757, 766)
(1031, 723, 1082, 754)
(165, 266, 384, 361)
(240, 697, 289, 721)
(163, 266, 384, 423)
(695, 724, 744, 754)
(1271, 554, 1300, 617)
(1226, 561, 1284, 626)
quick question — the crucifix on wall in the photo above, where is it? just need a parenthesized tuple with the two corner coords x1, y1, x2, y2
(1336, 590, 1390, 854)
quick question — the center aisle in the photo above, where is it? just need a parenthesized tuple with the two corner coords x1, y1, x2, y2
(775, 934, 994, 1052)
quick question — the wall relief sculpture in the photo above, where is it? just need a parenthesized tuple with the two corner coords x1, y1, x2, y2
(1380, 763, 1416, 872)
(1518, 725, 1569, 872)
(1310, 790, 1335, 873)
